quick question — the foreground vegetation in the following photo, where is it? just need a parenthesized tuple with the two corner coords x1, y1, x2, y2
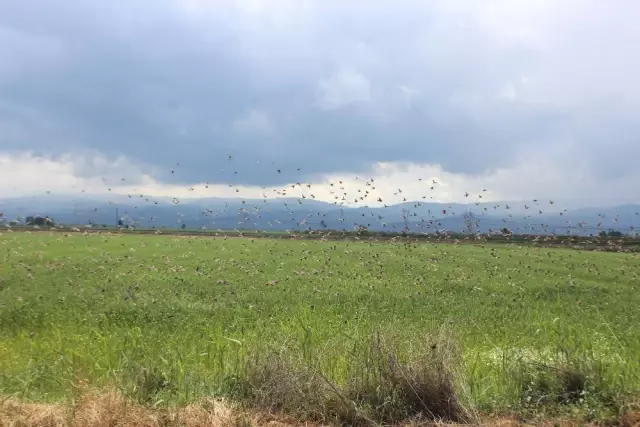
(1, 231, 639, 424)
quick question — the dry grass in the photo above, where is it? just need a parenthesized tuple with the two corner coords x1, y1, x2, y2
(241, 332, 475, 426)
(1, 391, 251, 427)
(0, 399, 67, 427)
(341, 332, 473, 425)
(2, 393, 637, 427)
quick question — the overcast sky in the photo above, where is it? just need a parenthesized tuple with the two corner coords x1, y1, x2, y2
(1, 0, 639, 206)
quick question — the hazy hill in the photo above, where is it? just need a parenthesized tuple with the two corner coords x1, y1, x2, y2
(1, 195, 639, 236)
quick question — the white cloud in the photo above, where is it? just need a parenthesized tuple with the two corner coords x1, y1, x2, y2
(499, 82, 517, 100)
(231, 110, 276, 136)
(0, 152, 151, 197)
(399, 85, 419, 108)
(2, 151, 638, 211)
(317, 68, 372, 110)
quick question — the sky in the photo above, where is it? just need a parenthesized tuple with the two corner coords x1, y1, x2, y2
(1, 0, 639, 207)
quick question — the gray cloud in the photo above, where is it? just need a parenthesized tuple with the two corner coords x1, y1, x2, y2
(1, 0, 639, 190)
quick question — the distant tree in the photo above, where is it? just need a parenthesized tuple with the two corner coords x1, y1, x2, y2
(320, 220, 327, 229)
(181, 223, 187, 230)
(26, 216, 54, 226)
(600, 229, 623, 237)
(501, 227, 512, 236)
(118, 219, 124, 227)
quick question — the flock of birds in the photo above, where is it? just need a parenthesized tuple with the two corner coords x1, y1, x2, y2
(1, 154, 639, 244)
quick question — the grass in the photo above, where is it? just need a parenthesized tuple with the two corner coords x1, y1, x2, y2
(1, 231, 639, 424)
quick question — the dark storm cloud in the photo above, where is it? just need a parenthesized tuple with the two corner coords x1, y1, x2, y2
(1, 0, 639, 186)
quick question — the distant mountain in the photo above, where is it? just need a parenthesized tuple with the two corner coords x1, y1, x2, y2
(1, 195, 639, 236)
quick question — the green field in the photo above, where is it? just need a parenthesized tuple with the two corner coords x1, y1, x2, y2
(1, 231, 639, 423)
